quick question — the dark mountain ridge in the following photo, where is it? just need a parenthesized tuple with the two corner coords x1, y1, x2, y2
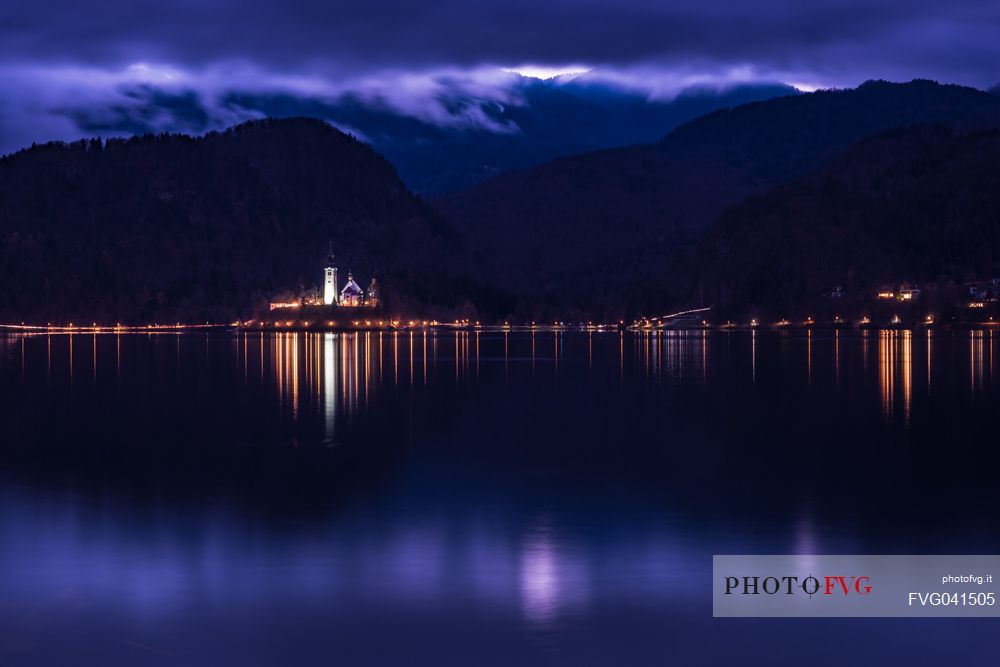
(0, 118, 485, 324)
(437, 80, 1000, 319)
(677, 124, 1000, 319)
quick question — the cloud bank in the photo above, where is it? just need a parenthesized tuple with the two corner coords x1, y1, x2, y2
(2, 0, 999, 151)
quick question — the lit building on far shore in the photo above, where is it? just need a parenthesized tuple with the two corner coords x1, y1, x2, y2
(874, 282, 921, 302)
(898, 283, 920, 300)
(875, 285, 895, 300)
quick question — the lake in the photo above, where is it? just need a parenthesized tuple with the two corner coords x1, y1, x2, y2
(1, 329, 999, 665)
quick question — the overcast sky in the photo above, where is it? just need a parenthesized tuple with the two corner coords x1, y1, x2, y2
(2, 0, 999, 152)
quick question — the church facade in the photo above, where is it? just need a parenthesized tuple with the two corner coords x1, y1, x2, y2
(325, 246, 378, 308)
(269, 244, 381, 311)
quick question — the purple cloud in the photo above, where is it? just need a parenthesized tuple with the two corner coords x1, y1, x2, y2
(1, 0, 999, 152)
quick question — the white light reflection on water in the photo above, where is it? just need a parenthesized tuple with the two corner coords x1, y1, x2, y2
(323, 333, 336, 443)
(519, 519, 591, 628)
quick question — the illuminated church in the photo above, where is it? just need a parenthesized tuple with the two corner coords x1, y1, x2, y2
(322, 245, 379, 308)
(269, 244, 381, 311)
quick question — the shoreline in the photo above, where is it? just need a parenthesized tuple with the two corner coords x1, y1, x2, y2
(3, 320, 1000, 335)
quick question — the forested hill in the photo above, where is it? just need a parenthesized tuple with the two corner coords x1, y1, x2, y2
(436, 80, 1000, 318)
(677, 125, 1000, 318)
(0, 118, 482, 324)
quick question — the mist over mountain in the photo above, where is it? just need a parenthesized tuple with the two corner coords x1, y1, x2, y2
(0, 118, 488, 324)
(437, 80, 1000, 318)
(676, 125, 1000, 319)
(279, 76, 797, 195)
(57, 72, 797, 196)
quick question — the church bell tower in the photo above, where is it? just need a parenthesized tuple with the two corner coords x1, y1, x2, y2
(323, 243, 338, 306)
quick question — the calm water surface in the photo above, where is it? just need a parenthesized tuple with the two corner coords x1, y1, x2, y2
(1, 329, 999, 665)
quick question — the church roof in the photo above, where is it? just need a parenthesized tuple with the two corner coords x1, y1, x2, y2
(341, 275, 363, 295)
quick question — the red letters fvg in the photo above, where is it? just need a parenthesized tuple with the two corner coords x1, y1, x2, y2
(824, 576, 872, 595)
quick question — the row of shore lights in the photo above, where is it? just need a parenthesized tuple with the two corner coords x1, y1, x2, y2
(2, 322, 221, 332)
(26, 314, 1000, 332)
(250, 319, 624, 330)
(637, 314, 950, 328)
(9, 320, 624, 332)
(254, 319, 440, 328)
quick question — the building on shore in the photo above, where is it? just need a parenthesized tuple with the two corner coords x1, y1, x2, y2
(874, 282, 920, 302)
(875, 284, 896, 300)
(340, 272, 364, 307)
(898, 283, 920, 301)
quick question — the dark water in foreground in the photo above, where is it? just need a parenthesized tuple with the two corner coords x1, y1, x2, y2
(1, 329, 1000, 665)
